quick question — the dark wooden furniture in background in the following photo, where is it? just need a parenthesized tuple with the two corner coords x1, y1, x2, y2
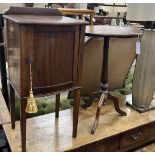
(83, 25, 142, 134)
(58, 8, 94, 25)
(94, 16, 126, 25)
(45, 3, 66, 8)
(25, 3, 34, 7)
(87, 3, 127, 9)
(4, 7, 87, 152)
(87, 3, 127, 25)
(45, 4, 95, 25)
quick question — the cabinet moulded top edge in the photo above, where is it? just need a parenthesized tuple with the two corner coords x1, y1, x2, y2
(3, 15, 88, 26)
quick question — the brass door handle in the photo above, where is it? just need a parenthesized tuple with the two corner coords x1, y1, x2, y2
(130, 132, 142, 141)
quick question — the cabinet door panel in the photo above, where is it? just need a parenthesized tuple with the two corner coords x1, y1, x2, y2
(33, 27, 75, 91)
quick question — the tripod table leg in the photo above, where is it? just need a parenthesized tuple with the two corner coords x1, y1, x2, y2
(91, 93, 106, 134)
(108, 93, 126, 116)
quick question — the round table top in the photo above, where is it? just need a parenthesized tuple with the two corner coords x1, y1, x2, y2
(85, 25, 143, 38)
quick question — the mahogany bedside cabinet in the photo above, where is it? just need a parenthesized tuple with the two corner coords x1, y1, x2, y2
(4, 7, 87, 151)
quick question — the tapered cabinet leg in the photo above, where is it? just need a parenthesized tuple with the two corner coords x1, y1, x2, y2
(73, 88, 80, 138)
(20, 98, 27, 152)
(55, 93, 60, 118)
(9, 84, 15, 129)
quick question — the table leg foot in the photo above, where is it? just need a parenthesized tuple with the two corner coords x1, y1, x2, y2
(108, 93, 126, 116)
(91, 93, 106, 134)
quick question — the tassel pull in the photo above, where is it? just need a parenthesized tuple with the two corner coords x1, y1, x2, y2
(25, 57, 38, 113)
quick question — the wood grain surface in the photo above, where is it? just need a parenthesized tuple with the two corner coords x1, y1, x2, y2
(2, 94, 155, 152)
(3, 15, 88, 25)
(85, 25, 142, 37)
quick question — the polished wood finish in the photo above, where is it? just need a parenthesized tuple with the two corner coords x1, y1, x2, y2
(85, 25, 142, 38)
(55, 93, 60, 118)
(120, 126, 149, 149)
(1, 94, 155, 152)
(58, 8, 95, 25)
(5, 6, 62, 16)
(91, 93, 105, 134)
(108, 93, 126, 115)
(4, 15, 87, 25)
(83, 25, 142, 134)
(20, 98, 27, 152)
(4, 8, 87, 152)
(73, 88, 81, 138)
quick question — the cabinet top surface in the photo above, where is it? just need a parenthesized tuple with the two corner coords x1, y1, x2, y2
(3, 15, 88, 25)
(85, 25, 143, 38)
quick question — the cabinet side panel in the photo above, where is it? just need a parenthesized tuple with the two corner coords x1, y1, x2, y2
(6, 20, 20, 94)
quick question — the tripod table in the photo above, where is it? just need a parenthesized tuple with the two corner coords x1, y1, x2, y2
(84, 25, 142, 134)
